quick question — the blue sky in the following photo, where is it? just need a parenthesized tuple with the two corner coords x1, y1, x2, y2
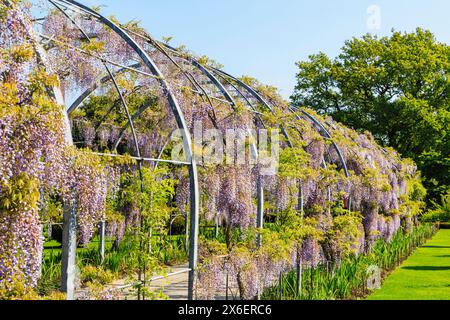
(62, 1, 450, 98)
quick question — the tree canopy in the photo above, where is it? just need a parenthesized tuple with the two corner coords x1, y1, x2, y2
(291, 29, 450, 203)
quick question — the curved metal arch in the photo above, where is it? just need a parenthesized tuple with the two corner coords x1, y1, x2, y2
(53, 1, 344, 182)
(69, 36, 223, 154)
(210, 68, 274, 112)
(205, 66, 326, 218)
(290, 106, 350, 178)
(214, 68, 348, 177)
(73, 32, 268, 241)
(210, 66, 348, 183)
(189, 60, 266, 240)
(66, 62, 174, 154)
(210, 69, 339, 211)
(212, 71, 260, 112)
(138, 35, 228, 133)
(67, 62, 142, 114)
(146, 50, 266, 236)
(207, 68, 269, 134)
(52, 0, 200, 300)
(122, 26, 204, 95)
(61, 0, 193, 157)
(289, 106, 352, 211)
(105, 33, 268, 151)
(80, 34, 262, 162)
(50, 0, 140, 158)
(87, 41, 267, 238)
(191, 60, 259, 156)
(126, 41, 268, 244)
(156, 41, 265, 117)
(68, 62, 216, 156)
(209, 67, 293, 148)
(48, 0, 145, 273)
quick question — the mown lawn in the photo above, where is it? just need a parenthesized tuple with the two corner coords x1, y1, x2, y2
(369, 229, 450, 300)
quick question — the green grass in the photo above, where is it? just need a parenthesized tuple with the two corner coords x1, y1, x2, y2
(261, 224, 437, 300)
(369, 229, 450, 300)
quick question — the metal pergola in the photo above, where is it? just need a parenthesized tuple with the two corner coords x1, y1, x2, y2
(24, 0, 352, 300)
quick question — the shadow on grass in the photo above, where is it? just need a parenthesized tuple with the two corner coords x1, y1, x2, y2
(44, 245, 62, 250)
(402, 266, 450, 271)
(422, 245, 450, 248)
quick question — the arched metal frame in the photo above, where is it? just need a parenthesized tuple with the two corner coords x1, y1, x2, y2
(33, 0, 353, 301)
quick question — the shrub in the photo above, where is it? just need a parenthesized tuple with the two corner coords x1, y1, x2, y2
(81, 265, 116, 285)
(421, 192, 450, 223)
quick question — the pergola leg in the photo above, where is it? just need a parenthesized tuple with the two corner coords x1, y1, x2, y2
(296, 250, 302, 298)
(98, 220, 105, 263)
(255, 178, 264, 300)
(214, 216, 219, 239)
(298, 183, 304, 217)
(187, 161, 200, 300)
(184, 213, 189, 252)
(61, 205, 77, 300)
(256, 176, 264, 247)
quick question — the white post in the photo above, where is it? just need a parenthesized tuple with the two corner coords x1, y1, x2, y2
(187, 161, 200, 300)
(98, 220, 105, 263)
(61, 205, 77, 300)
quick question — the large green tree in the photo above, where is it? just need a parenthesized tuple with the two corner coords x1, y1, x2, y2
(291, 28, 450, 203)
